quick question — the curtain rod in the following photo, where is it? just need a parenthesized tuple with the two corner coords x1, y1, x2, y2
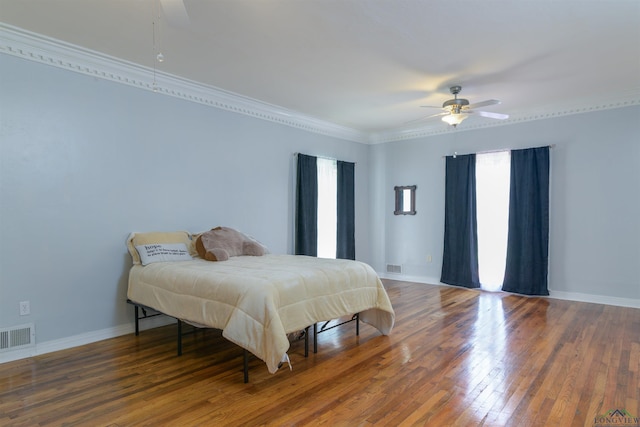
(442, 144, 555, 159)
(294, 152, 356, 164)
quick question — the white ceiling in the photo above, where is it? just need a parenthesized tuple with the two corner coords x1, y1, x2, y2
(2, 0, 640, 139)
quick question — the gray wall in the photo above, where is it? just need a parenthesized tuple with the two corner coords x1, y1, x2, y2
(0, 54, 371, 348)
(371, 106, 640, 304)
(2, 51, 638, 359)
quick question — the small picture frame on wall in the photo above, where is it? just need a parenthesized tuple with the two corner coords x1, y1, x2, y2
(394, 185, 416, 215)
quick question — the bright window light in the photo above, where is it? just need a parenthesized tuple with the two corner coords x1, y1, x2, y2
(476, 151, 511, 291)
(317, 158, 337, 258)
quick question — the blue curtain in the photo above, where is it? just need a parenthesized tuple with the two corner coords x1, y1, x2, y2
(337, 160, 355, 260)
(502, 147, 550, 295)
(295, 154, 318, 256)
(441, 154, 480, 288)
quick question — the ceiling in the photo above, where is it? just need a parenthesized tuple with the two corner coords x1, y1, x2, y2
(2, 0, 640, 139)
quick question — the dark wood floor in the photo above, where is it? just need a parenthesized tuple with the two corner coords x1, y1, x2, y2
(1, 279, 638, 426)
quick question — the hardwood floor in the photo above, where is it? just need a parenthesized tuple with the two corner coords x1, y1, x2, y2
(1, 279, 638, 426)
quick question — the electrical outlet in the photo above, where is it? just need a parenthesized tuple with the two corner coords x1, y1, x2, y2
(19, 301, 30, 316)
(426, 254, 432, 263)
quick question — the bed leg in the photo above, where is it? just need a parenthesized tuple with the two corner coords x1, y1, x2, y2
(243, 349, 249, 383)
(304, 326, 309, 357)
(356, 313, 360, 336)
(134, 305, 140, 336)
(313, 323, 318, 354)
(177, 319, 182, 356)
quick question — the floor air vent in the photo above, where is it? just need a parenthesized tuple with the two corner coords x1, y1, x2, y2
(386, 264, 402, 274)
(0, 323, 35, 352)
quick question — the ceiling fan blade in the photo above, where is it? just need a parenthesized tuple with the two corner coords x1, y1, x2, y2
(467, 99, 500, 109)
(419, 105, 444, 109)
(160, 0, 191, 28)
(403, 112, 447, 125)
(475, 111, 509, 120)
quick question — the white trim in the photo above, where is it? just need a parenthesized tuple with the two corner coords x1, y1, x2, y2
(0, 23, 368, 144)
(0, 316, 174, 364)
(370, 97, 640, 144)
(378, 272, 441, 286)
(3, 23, 639, 145)
(377, 272, 640, 309)
(548, 290, 640, 309)
(2, 277, 636, 365)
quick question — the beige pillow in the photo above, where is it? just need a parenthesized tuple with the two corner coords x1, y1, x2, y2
(126, 231, 194, 265)
(135, 243, 192, 266)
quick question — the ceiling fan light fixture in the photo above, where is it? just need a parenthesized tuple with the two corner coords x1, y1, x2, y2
(416, 86, 506, 127)
(442, 113, 468, 127)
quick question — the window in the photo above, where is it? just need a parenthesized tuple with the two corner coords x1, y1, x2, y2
(295, 153, 355, 260)
(317, 157, 337, 258)
(441, 146, 549, 295)
(476, 151, 510, 291)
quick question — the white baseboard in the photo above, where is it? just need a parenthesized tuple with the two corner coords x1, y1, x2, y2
(548, 290, 640, 309)
(378, 272, 442, 286)
(377, 272, 640, 309)
(0, 316, 175, 364)
(3, 277, 637, 365)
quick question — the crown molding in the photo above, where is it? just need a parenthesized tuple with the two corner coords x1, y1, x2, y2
(370, 96, 640, 144)
(0, 24, 369, 144)
(2, 23, 638, 145)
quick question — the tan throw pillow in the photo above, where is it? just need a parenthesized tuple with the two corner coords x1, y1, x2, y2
(126, 231, 193, 265)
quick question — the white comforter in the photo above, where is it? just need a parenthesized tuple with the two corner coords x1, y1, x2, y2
(127, 254, 395, 373)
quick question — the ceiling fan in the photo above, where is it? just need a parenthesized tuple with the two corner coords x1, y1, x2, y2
(419, 86, 509, 127)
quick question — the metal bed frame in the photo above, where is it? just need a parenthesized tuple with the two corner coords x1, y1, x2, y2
(127, 299, 359, 383)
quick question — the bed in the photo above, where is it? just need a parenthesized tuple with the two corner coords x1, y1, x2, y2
(126, 231, 395, 380)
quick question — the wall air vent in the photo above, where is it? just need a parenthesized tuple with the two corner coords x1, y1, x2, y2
(386, 264, 402, 274)
(0, 323, 35, 352)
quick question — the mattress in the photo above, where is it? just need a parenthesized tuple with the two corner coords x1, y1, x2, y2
(127, 254, 395, 373)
